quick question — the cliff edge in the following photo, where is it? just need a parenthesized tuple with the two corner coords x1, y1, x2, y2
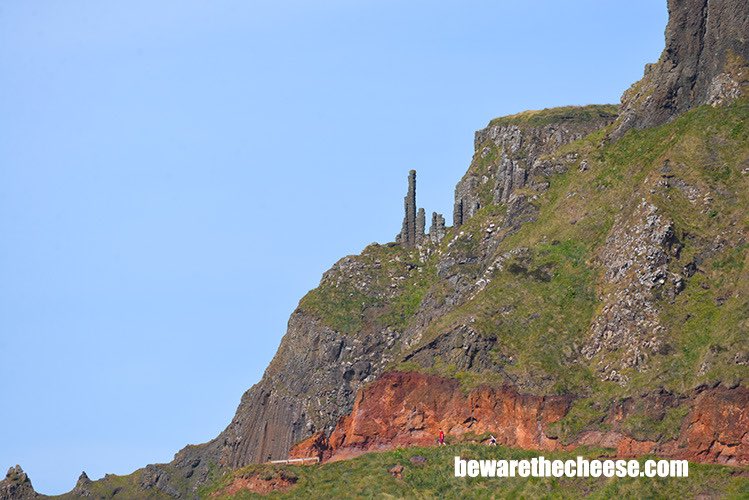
(612, 0, 749, 137)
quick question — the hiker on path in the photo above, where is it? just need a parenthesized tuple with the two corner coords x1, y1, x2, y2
(438, 429, 445, 446)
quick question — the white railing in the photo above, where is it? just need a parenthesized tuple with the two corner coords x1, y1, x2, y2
(268, 457, 320, 465)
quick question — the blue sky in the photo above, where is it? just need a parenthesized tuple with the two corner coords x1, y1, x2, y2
(0, 0, 666, 494)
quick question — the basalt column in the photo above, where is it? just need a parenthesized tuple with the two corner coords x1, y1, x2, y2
(453, 198, 463, 228)
(416, 208, 426, 244)
(429, 212, 446, 244)
(399, 170, 418, 247)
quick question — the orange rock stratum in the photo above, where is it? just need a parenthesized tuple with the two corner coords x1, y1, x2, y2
(291, 371, 749, 465)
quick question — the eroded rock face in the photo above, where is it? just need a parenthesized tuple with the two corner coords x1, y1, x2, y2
(291, 372, 749, 466)
(212, 470, 298, 497)
(582, 201, 681, 383)
(194, 313, 402, 471)
(399, 170, 419, 247)
(36, 2, 748, 497)
(579, 385, 749, 465)
(0, 466, 37, 500)
(668, 385, 749, 465)
(292, 372, 570, 460)
(454, 107, 617, 226)
(71, 472, 92, 498)
(613, 0, 749, 137)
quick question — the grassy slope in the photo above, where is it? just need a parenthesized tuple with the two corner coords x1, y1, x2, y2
(298, 242, 434, 337)
(205, 444, 749, 499)
(487, 104, 619, 128)
(53, 102, 748, 499)
(301, 99, 749, 443)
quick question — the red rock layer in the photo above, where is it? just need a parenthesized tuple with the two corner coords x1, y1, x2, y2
(291, 372, 749, 465)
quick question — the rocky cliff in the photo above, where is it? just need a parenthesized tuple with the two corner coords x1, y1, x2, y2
(453, 105, 618, 226)
(5, 2, 748, 498)
(613, 0, 749, 137)
(0, 467, 37, 500)
(43, 94, 744, 498)
(292, 371, 749, 466)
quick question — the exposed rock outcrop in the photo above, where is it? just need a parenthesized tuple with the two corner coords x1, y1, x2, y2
(71, 472, 92, 498)
(453, 106, 618, 226)
(428, 212, 446, 244)
(291, 372, 749, 466)
(415, 208, 426, 244)
(613, 0, 749, 138)
(397, 171, 428, 247)
(211, 470, 298, 497)
(0, 466, 37, 500)
(31, 2, 749, 498)
(190, 311, 401, 471)
(582, 201, 680, 383)
(291, 371, 570, 461)
(398, 170, 419, 247)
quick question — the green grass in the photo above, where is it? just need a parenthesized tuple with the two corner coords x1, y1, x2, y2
(299, 98, 748, 412)
(45, 100, 749, 500)
(621, 404, 691, 442)
(298, 242, 437, 336)
(279, 99, 749, 455)
(488, 105, 619, 128)
(205, 444, 749, 499)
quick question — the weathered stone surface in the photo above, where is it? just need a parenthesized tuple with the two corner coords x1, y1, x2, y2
(195, 312, 400, 471)
(613, 0, 749, 138)
(403, 324, 499, 373)
(139, 464, 181, 498)
(387, 464, 404, 478)
(71, 472, 92, 498)
(399, 170, 418, 247)
(453, 199, 464, 227)
(453, 108, 617, 226)
(415, 208, 425, 244)
(582, 201, 681, 383)
(0, 466, 37, 500)
(291, 371, 570, 461)
(35, 3, 749, 498)
(211, 470, 298, 497)
(291, 372, 749, 466)
(428, 212, 446, 244)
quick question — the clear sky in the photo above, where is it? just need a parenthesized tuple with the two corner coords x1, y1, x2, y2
(0, 0, 667, 494)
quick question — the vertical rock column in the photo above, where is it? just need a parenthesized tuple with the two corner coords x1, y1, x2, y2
(429, 212, 446, 244)
(453, 199, 463, 228)
(400, 170, 417, 247)
(416, 208, 426, 244)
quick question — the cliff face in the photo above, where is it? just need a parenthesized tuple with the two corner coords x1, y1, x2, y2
(292, 372, 749, 466)
(613, 0, 749, 137)
(157, 103, 624, 495)
(0, 466, 37, 500)
(453, 106, 618, 225)
(209, 311, 400, 468)
(90, 95, 746, 499)
(168, 248, 426, 488)
(298, 372, 571, 460)
(13, 2, 749, 499)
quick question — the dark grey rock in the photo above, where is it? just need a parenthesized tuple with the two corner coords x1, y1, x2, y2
(399, 170, 418, 247)
(0, 466, 37, 500)
(454, 112, 616, 227)
(612, 0, 749, 138)
(428, 212, 446, 244)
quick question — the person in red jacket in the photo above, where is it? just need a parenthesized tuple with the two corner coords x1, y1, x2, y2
(438, 429, 445, 446)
